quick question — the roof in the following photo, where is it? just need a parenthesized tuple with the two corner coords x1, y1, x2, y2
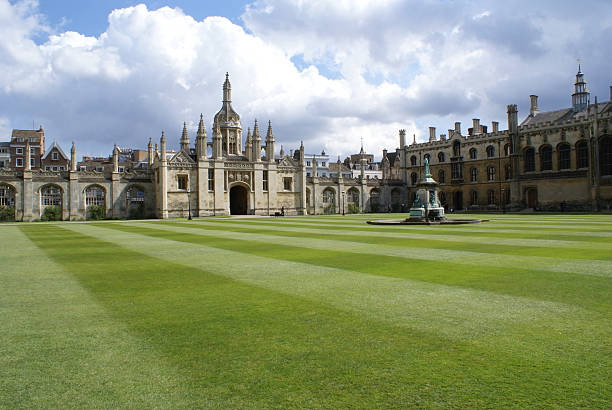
(328, 162, 350, 173)
(386, 152, 398, 167)
(11, 128, 44, 139)
(520, 100, 612, 126)
(42, 141, 68, 160)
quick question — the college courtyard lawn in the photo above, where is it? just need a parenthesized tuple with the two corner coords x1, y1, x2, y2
(1, 214, 611, 408)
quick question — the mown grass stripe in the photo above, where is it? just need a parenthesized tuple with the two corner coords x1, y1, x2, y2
(0, 226, 196, 408)
(124, 221, 612, 278)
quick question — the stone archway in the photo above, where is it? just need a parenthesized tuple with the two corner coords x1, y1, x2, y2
(453, 191, 463, 211)
(526, 188, 538, 209)
(230, 185, 248, 215)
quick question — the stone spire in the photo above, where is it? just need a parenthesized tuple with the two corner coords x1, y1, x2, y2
(196, 114, 207, 159)
(71, 142, 77, 171)
(160, 131, 167, 162)
(299, 140, 305, 166)
(213, 72, 241, 156)
(279, 145, 284, 158)
(223, 72, 231, 103)
(180, 122, 190, 152)
(244, 127, 252, 161)
(265, 120, 275, 161)
(252, 119, 261, 162)
(148, 137, 154, 165)
(112, 144, 119, 173)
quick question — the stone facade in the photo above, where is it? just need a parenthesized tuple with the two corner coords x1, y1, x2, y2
(1, 68, 610, 221)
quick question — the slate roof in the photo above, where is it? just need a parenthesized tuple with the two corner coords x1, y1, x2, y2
(521, 100, 612, 126)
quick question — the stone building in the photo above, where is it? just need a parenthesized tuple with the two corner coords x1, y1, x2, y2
(389, 66, 612, 211)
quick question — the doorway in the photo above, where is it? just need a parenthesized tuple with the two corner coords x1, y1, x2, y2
(230, 185, 248, 215)
(526, 188, 538, 209)
(453, 191, 463, 210)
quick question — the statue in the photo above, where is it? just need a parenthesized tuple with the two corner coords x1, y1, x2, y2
(424, 156, 431, 177)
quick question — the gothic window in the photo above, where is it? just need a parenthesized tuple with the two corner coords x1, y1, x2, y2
(524, 148, 535, 172)
(127, 187, 145, 204)
(487, 190, 496, 205)
(558, 143, 571, 170)
(487, 167, 496, 181)
(177, 175, 188, 190)
(451, 162, 463, 179)
(486, 145, 495, 158)
(453, 141, 461, 157)
(323, 188, 335, 204)
(469, 148, 477, 159)
(438, 152, 445, 162)
(576, 140, 589, 168)
(540, 146, 552, 171)
(0, 185, 15, 207)
(410, 155, 417, 166)
(601, 137, 612, 176)
(411, 172, 417, 185)
(41, 185, 62, 207)
(347, 188, 359, 206)
(262, 170, 268, 191)
(471, 191, 478, 205)
(85, 186, 105, 207)
(438, 170, 445, 183)
(208, 169, 214, 191)
(283, 177, 292, 191)
(470, 167, 478, 182)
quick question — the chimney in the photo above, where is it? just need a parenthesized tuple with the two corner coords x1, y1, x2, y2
(448, 129, 453, 138)
(440, 134, 446, 141)
(428, 127, 436, 142)
(492, 121, 499, 133)
(382, 148, 387, 158)
(472, 119, 480, 135)
(454, 122, 461, 135)
(529, 95, 539, 116)
(507, 104, 518, 135)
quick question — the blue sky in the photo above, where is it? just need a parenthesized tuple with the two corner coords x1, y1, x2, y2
(1, 0, 611, 158)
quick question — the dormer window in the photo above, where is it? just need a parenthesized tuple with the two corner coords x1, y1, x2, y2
(52, 152, 58, 160)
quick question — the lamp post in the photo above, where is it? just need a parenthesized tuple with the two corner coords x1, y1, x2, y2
(187, 190, 192, 220)
(497, 139, 502, 213)
(501, 188, 506, 214)
(342, 191, 346, 215)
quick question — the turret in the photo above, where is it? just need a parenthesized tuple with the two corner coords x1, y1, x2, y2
(160, 131, 167, 162)
(71, 142, 77, 171)
(529, 95, 539, 117)
(265, 120, 275, 162)
(244, 127, 252, 161)
(213, 72, 242, 156)
(252, 119, 261, 162)
(112, 145, 119, 173)
(147, 138, 153, 165)
(399, 129, 406, 148)
(196, 114, 207, 159)
(299, 141, 305, 166)
(572, 63, 589, 112)
(279, 145, 285, 158)
(212, 122, 222, 159)
(180, 122, 190, 152)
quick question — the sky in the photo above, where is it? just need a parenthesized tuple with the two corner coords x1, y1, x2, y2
(1, 0, 611, 160)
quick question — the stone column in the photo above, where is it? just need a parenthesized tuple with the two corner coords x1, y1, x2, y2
(22, 170, 33, 221)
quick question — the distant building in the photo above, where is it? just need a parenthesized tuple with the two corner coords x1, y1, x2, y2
(302, 151, 330, 177)
(41, 141, 70, 171)
(0, 142, 9, 168)
(10, 127, 44, 170)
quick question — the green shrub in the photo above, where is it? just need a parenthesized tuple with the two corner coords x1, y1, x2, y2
(348, 203, 360, 214)
(324, 203, 335, 215)
(87, 205, 106, 220)
(41, 206, 61, 221)
(0, 205, 15, 221)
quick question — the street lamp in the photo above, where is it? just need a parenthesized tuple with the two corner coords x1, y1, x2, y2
(342, 191, 346, 215)
(187, 190, 192, 220)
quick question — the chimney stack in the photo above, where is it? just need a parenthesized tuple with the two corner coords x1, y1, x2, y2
(529, 95, 539, 116)
(428, 127, 436, 142)
(492, 121, 499, 133)
(472, 119, 480, 135)
(507, 104, 518, 135)
(454, 122, 461, 135)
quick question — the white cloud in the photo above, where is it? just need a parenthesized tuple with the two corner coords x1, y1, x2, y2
(0, 0, 610, 160)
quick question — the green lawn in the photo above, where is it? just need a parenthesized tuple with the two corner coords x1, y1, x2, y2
(1, 214, 611, 408)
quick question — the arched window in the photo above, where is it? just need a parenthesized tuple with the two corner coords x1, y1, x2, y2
(453, 141, 461, 157)
(487, 166, 496, 181)
(540, 146, 552, 171)
(471, 191, 478, 205)
(601, 137, 612, 176)
(524, 148, 535, 172)
(558, 143, 571, 170)
(347, 188, 359, 206)
(486, 145, 495, 158)
(487, 190, 496, 205)
(504, 143, 511, 156)
(411, 172, 418, 185)
(0, 184, 15, 207)
(323, 188, 335, 204)
(576, 140, 589, 168)
(438, 152, 445, 162)
(85, 185, 105, 207)
(410, 155, 417, 166)
(469, 148, 477, 159)
(41, 185, 62, 207)
(470, 167, 478, 182)
(438, 170, 445, 183)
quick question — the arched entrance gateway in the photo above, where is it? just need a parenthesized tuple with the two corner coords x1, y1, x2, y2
(229, 185, 248, 215)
